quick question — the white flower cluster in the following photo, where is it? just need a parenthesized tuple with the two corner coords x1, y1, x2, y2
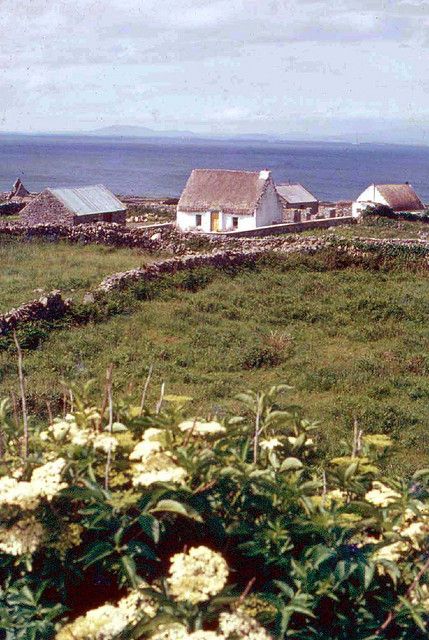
(0, 458, 67, 510)
(219, 610, 273, 640)
(40, 413, 120, 454)
(56, 589, 157, 640)
(365, 481, 400, 507)
(167, 546, 229, 604)
(0, 515, 44, 556)
(150, 610, 272, 640)
(130, 428, 187, 487)
(178, 420, 226, 436)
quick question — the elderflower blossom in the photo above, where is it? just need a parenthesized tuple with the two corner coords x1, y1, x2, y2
(132, 453, 187, 487)
(365, 481, 401, 508)
(167, 546, 229, 604)
(56, 590, 157, 640)
(399, 520, 429, 548)
(373, 541, 409, 564)
(260, 437, 282, 451)
(31, 458, 67, 501)
(93, 434, 118, 454)
(129, 428, 165, 461)
(151, 625, 222, 640)
(0, 515, 44, 556)
(178, 420, 226, 435)
(0, 476, 39, 510)
(219, 610, 272, 639)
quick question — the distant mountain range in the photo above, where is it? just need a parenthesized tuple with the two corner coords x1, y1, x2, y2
(90, 125, 198, 138)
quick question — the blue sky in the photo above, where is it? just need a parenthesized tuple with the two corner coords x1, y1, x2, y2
(0, 0, 428, 142)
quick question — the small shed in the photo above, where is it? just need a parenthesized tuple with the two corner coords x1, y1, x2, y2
(352, 183, 425, 217)
(276, 183, 319, 221)
(20, 184, 127, 226)
(176, 169, 283, 232)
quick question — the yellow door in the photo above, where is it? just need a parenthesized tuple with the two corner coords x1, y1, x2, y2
(210, 211, 220, 232)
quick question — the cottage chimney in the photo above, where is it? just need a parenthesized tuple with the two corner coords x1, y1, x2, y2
(259, 169, 270, 180)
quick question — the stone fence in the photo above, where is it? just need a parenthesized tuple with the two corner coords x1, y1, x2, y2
(0, 291, 71, 336)
(3, 234, 429, 336)
(216, 216, 355, 238)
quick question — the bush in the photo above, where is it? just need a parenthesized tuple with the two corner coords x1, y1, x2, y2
(1, 382, 429, 638)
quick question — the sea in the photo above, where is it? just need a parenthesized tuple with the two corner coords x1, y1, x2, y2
(1, 134, 429, 202)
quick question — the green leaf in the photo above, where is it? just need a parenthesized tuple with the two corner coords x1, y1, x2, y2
(138, 514, 161, 544)
(81, 541, 114, 568)
(280, 457, 303, 472)
(150, 499, 203, 522)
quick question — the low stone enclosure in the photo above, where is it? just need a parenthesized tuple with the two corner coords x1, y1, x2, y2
(2, 234, 429, 338)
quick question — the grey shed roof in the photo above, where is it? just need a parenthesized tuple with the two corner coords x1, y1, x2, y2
(276, 183, 318, 204)
(48, 184, 126, 216)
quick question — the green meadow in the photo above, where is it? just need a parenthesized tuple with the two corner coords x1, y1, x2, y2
(0, 236, 155, 311)
(1, 245, 429, 473)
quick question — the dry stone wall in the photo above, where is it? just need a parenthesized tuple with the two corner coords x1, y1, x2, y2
(0, 291, 71, 336)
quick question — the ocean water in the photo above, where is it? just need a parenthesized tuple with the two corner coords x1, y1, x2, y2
(1, 134, 429, 202)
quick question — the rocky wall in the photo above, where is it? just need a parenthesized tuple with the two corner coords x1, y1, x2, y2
(0, 291, 71, 336)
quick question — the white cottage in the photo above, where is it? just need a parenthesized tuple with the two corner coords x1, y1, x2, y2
(176, 169, 283, 232)
(352, 183, 424, 217)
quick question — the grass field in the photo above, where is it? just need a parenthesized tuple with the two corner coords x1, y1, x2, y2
(1, 251, 429, 473)
(302, 217, 429, 240)
(0, 237, 156, 311)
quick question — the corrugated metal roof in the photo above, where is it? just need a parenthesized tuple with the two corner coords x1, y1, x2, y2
(48, 184, 126, 216)
(276, 183, 318, 204)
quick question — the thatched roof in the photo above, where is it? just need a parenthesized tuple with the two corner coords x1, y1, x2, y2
(376, 184, 424, 211)
(178, 169, 272, 215)
(276, 183, 318, 204)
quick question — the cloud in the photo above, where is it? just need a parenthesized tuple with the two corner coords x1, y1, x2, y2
(0, 0, 428, 135)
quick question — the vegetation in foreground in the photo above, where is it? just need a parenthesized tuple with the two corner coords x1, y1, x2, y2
(1, 382, 429, 639)
(0, 237, 156, 312)
(2, 251, 429, 472)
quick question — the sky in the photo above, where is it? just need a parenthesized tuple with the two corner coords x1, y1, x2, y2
(0, 0, 429, 142)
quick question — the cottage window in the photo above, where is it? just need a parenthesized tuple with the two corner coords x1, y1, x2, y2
(195, 214, 202, 227)
(232, 216, 238, 229)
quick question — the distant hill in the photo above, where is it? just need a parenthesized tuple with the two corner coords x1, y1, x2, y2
(90, 125, 197, 138)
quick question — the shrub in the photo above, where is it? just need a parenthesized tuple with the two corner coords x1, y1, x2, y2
(1, 382, 429, 638)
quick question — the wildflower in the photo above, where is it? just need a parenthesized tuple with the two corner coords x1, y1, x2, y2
(178, 420, 226, 435)
(399, 520, 429, 548)
(365, 481, 400, 507)
(132, 453, 187, 487)
(0, 515, 44, 556)
(219, 609, 272, 639)
(93, 434, 118, 454)
(116, 589, 158, 624)
(150, 626, 222, 640)
(260, 438, 282, 451)
(312, 489, 347, 508)
(0, 476, 39, 510)
(150, 624, 189, 640)
(167, 545, 229, 604)
(51, 523, 83, 559)
(373, 541, 408, 564)
(129, 428, 166, 461)
(55, 604, 123, 640)
(56, 590, 157, 640)
(31, 458, 67, 501)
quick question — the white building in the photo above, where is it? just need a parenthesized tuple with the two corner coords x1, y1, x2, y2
(176, 169, 283, 232)
(352, 183, 424, 217)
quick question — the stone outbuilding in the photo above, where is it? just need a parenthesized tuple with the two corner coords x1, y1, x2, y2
(8, 178, 31, 201)
(176, 169, 283, 232)
(352, 183, 425, 217)
(20, 184, 127, 226)
(276, 183, 319, 221)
